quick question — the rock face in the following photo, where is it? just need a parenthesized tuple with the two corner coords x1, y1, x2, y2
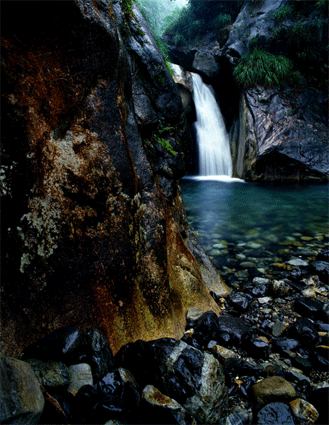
(226, 0, 329, 181)
(230, 88, 329, 181)
(165, 0, 329, 181)
(1, 0, 226, 358)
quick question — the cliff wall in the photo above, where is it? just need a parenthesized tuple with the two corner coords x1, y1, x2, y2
(1, 0, 229, 357)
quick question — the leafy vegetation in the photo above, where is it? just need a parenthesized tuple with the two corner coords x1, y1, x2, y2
(165, 0, 242, 46)
(235, 0, 328, 89)
(233, 49, 303, 89)
(134, 0, 327, 90)
(153, 120, 177, 156)
(273, 5, 293, 22)
(121, 0, 134, 16)
(136, 0, 183, 58)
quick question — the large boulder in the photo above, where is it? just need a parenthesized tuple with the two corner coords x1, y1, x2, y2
(230, 88, 329, 181)
(0, 355, 45, 424)
(1, 0, 221, 358)
(116, 338, 228, 424)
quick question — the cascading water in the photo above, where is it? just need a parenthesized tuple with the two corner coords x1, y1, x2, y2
(192, 73, 233, 178)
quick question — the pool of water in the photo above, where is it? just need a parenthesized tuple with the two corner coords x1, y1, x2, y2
(180, 177, 329, 285)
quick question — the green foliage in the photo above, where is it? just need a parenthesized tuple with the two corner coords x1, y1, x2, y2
(153, 120, 177, 156)
(165, 1, 243, 46)
(316, 0, 328, 13)
(271, 20, 326, 72)
(121, 0, 134, 16)
(173, 33, 188, 47)
(215, 14, 232, 29)
(273, 5, 293, 22)
(153, 134, 177, 156)
(233, 49, 302, 88)
(136, 0, 184, 62)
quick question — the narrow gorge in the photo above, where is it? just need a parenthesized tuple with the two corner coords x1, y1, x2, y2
(1, 0, 328, 424)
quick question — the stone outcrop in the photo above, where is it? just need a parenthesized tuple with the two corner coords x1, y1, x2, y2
(230, 88, 329, 181)
(1, 0, 230, 358)
(223, 0, 287, 65)
(164, 0, 329, 181)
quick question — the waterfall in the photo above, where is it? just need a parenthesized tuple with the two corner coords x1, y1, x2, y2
(192, 73, 233, 177)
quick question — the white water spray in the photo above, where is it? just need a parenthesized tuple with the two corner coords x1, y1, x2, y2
(192, 73, 233, 177)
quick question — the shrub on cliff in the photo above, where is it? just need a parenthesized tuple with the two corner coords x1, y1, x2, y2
(165, 0, 243, 46)
(233, 49, 303, 89)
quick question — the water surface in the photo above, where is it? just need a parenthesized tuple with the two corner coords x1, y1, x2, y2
(181, 178, 329, 284)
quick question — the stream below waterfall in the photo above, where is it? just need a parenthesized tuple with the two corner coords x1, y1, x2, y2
(181, 178, 329, 287)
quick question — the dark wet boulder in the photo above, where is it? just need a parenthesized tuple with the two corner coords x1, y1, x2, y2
(235, 360, 266, 378)
(92, 393, 128, 424)
(256, 402, 296, 425)
(141, 384, 196, 425)
(80, 328, 115, 383)
(272, 337, 299, 353)
(227, 293, 249, 312)
(287, 318, 320, 347)
(309, 346, 329, 372)
(115, 339, 155, 387)
(189, 311, 221, 347)
(286, 268, 310, 283)
(310, 261, 329, 283)
(21, 326, 84, 365)
(116, 338, 228, 424)
(71, 385, 98, 424)
(181, 333, 203, 351)
(246, 336, 270, 359)
(49, 392, 74, 424)
(251, 284, 268, 297)
(316, 249, 329, 262)
(316, 321, 329, 332)
(294, 297, 325, 321)
(217, 314, 251, 346)
(226, 406, 250, 425)
(291, 357, 312, 375)
(96, 368, 141, 413)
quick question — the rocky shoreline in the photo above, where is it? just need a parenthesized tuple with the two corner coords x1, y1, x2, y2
(1, 247, 328, 424)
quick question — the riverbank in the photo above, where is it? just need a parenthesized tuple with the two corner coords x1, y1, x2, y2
(1, 241, 328, 424)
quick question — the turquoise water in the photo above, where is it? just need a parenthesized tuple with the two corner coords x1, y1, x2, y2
(180, 178, 329, 282)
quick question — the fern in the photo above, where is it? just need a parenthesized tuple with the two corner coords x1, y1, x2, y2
(154, 135, 177, 156)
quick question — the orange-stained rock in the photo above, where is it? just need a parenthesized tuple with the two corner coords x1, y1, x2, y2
(1, 0, 222, 357)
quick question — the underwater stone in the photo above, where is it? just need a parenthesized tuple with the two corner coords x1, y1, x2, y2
(288, 259, 308, 267)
